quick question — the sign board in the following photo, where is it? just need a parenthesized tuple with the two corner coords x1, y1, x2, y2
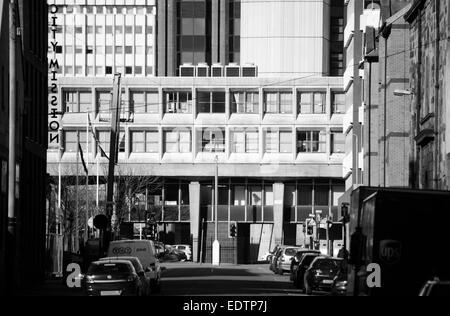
(93, 214, 108, 230)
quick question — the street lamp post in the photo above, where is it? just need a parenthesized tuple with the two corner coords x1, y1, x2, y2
(212, 155, 220, 266)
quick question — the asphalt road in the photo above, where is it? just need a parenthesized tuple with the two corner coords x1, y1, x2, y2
(156, 262, 308, 296)
(20, 262, 324, 296)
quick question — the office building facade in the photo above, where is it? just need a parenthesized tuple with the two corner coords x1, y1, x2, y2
(47, 0, 346, 263)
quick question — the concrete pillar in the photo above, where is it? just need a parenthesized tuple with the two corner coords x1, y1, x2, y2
(167, 0, 177, 76)
(189, 182, 201, 262)
(157, 0, 167, 76)
(219, 0, 229, 65)
(211, 0, 220, 63)
(273, 182, 284, 245)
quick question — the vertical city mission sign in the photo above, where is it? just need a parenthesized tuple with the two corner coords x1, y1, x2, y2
(48, 4, 60, 146)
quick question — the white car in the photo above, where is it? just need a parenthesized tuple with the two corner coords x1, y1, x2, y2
(172, 244, 192, 261)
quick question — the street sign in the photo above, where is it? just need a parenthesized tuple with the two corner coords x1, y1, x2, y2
(88, 216, 94, 229)
(93, 214, 108, 230)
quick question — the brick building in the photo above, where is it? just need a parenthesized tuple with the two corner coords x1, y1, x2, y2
(406, 0, 450, 190)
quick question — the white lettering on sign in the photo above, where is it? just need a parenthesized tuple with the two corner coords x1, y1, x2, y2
(48, 4, 61, 147)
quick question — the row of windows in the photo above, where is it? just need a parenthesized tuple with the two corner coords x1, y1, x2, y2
(53, 45, 153, 55)
(63, 128, 345, 155)
(62, 90, 346, 115)
(128, 179, 343, 209)
(52, 6, 153, 15)
(59, 25, 154, 35)
(59, 66, 153, 77)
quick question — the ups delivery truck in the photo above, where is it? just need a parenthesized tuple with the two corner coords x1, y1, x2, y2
(347, 187, 450, 296)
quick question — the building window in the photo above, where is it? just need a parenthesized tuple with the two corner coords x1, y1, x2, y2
(331, 131, 345, 154)
(164, 91, 192, 114)
(298, 92, 326, 114)
(135, 26, 143, 34)
(264, 91, 292, 114)
(197, 91, 225, 114)
(63, 130, 90, 152)
(131, 91, 159, 114)
(264, 129, 292, 153)
(125, 67, 133, 75)
(164, 129, 192, 153)
(96, 91, 111, 114)
(199, 128, 225, 153)
(135, 66, 142, 74)
(231, 129, 259, 153)
(332, 92, 345, 114)
(97, 130, 125, 154)
(297, 131, 326, 153)
(230, 91, 259, 114)
(86, 46, 94, 54)
(63, 90, 91, 113)
(131, 130, 159, 153)
(105, 66, 113, 74)
(95, 26, 103, 34)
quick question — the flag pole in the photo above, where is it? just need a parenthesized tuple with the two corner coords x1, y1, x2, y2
(85, 112, 89, 242)
(75, 131, 80, 253)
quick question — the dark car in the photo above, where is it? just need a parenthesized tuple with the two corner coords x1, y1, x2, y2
(289, 250, 321, 281)
(419, 279, 450, 296)
(331, 266, 348, 296)
(292, 253, 320, 288)
(161, 248, 187, 262)
(303, 257, 343, 295)
(82, 260, 144, 296)
(100, 256, 151, 296)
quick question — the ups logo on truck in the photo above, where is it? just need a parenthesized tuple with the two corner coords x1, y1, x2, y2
(379, 240, 402, 264)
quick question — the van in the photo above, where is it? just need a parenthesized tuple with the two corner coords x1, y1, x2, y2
(107, 240, 162, 293)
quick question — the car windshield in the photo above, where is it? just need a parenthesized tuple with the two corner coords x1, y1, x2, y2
(88, 262, 133, 275)
(315, 259, 341, 270)
(178, 246, 186, 250)
(302, 255, 318, 266)
(285, 248, 301, 256)
(102, 257, 142, 273)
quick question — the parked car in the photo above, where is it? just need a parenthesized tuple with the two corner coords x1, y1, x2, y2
(269, 245, 287, 272)
(275, 246, 304, 275)
(107, 240, 162, 293)
(419, 279, 450, 296)
(303, 256, 343, 295)
(289, 249, 321, 281)
(154, 242, 166, 259)
(331, 266, 348, 296)
(82, 260, 144, 296)
(172, 244, 192, 261)
(292, 253, 321, 288)
(99, 256, 151, 296)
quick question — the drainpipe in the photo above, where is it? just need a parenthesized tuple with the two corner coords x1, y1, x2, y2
(434, 0, 440, 190)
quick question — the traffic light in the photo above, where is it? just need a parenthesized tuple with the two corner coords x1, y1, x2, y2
(229, 222, 237, 238)
(307, 225, 314, 236)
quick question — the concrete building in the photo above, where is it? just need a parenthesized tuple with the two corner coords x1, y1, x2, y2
(0, 0, 48, 294)
(341, 0, 413, 195)
(47, 0, 346, 263)
(405, 0, 450, 190)
(157, 0, 345, 78)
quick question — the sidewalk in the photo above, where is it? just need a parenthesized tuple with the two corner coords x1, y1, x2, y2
(18, 278, 84, 296)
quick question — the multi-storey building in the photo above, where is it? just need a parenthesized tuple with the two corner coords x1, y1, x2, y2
(47, 0, 346, 263)
(1, 0, 48, 294)
(406, 0, 450, 190)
